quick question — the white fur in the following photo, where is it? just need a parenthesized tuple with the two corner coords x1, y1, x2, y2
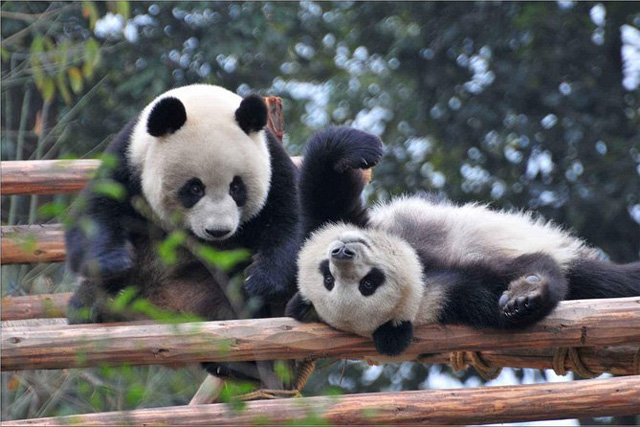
(297, 195, 598, 338)
(369, 196, 597, 267)
(127, 84, 271, 240)
(297, 223, 426, 337)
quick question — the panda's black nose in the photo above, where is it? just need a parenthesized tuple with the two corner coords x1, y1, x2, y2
(331, 245, 355, 260)
(205, 228, 231, 238)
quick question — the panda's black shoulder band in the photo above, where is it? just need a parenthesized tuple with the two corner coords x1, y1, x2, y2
(235, 94, 268, 134)
(147, 97, 187, 137)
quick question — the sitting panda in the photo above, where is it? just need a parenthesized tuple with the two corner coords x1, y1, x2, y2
(65, 84, 301, 325)
(286, 127, 640, 357)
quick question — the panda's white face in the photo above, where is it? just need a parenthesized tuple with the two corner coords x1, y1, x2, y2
(128, 84, 272, 241)
(297, 223, 424, 337)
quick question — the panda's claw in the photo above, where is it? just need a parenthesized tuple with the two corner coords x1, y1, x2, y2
(500, 274, 551, 327)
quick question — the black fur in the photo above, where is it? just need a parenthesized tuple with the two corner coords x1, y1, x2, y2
(147, 97, 187, 137)
(372, 320, 414, 356)
(359, 267, 385, 297)
(235, 94, 268, 134)
(177, 178, 205, 209)
(299, 127, 383, 236)
(566, 259, 640, 299)
(229, 176, 247, 207)
(285, 291, 320, 323)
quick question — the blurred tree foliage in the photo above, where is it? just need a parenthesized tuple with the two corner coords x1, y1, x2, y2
(2, 1, 639, 421)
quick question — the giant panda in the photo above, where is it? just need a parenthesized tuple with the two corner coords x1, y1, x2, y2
(286, 126, 640, 357)
(65, 84, 301, 326)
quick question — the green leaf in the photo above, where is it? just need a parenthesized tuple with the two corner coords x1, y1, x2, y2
(30, 35, 44, 55)
(37, 201, 67, 220)
(68, 67, 84, 93)
(82, 1, 99, 30)
(196, 246, 250, 271)
(125, 384, 145, 405)
(83, 38, 101, 78)
(93, 179, 127, 201)
(42, 78, 56, 102)
(116, 1, 130, 20)
(157, 231, 186, 265)
(111, 287, 138, 311)
(274, 360, 293, 383)
(56, 72, 72, 104)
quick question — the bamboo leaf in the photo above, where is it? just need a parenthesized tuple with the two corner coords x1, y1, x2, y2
(56, 72, 72, 104)
(68, 67, 84, 93)
(116, 1, 130, 20)
(42, 78, 56, 102)
(82, 1, 99, 30)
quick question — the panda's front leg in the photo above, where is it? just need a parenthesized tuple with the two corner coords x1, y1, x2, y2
(244, 236, 300, 303)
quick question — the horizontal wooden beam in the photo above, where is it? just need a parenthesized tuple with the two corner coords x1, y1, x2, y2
(1, 293, 70, 321)
(3, 297, 639, 371)
(5, 375, 640, 426)
(1, 224, 65, 264)
(1, 159, 101, 195)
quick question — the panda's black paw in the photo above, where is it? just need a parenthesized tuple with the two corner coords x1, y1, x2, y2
(372, 319, 414, 356)
(332, 128, 384, 173)
(284, 291, 320, 323)
(82, 244, 134, 279)
(500, 274, 552, 327)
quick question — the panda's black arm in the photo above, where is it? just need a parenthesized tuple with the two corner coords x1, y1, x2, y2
(65, 120, 142, 285)
(240, 132, 303, 302)
(299, 127, 383, 237)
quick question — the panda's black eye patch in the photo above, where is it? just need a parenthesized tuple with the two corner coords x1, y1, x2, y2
(319, 259, 334, 291)
(229, 176, 246, 207)
(178, 178, 205, 209)
(359, 267, 385, 297)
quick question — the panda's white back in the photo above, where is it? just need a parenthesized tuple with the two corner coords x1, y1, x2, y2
(368, 195, 598, 268)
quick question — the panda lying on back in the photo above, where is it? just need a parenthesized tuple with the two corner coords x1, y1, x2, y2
(66, 84, 300, 324)
(286, 127, 640, 356)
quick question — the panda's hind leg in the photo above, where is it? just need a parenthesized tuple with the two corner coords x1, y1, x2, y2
(499, 253, 568, 328)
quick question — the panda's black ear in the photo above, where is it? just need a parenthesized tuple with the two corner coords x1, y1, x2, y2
(147, 97, 187, 137)
(235, 94, 267, 135)
(372, 320, 413, 356)
(285, 291, 320, 323)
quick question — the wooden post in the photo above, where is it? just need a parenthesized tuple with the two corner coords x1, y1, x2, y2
(4, 375, 640, 426)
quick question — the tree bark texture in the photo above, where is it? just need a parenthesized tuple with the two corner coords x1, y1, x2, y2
(4, 375, 640, 426)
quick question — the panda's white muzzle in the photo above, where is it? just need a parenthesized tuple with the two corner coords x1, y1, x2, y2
(187, 196, 240, 242)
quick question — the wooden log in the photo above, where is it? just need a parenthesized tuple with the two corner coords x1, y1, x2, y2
(5, 375, 640, 426)
(1, 224, 65, 264)
(1, 293, 71, 321)
(1, 159, 101, 195)
(2, 299, 639, 376)
(3, 297, 639, 371)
